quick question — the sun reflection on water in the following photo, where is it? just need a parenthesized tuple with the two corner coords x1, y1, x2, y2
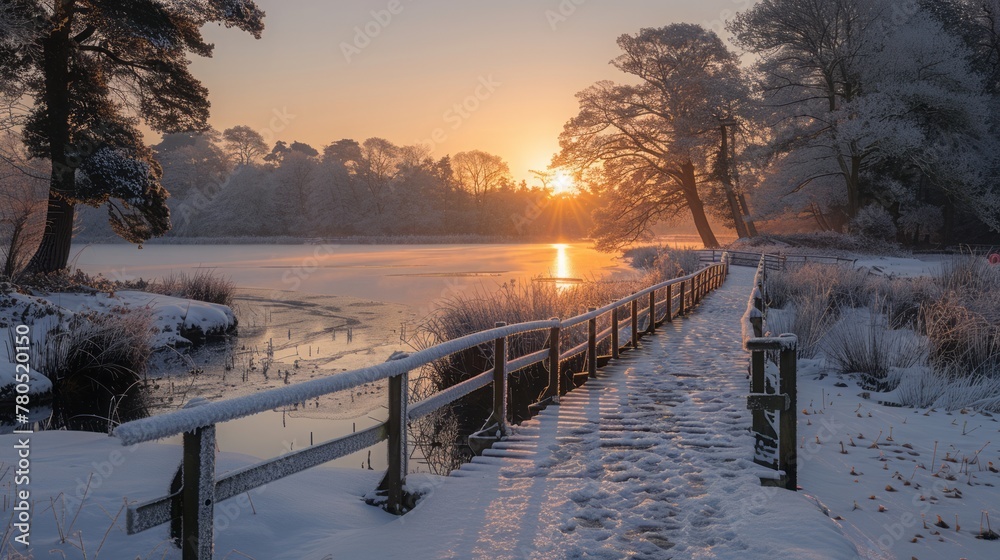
(551, 243, 582, 290)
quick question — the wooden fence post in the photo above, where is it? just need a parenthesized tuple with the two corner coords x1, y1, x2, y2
(491, 322, 508, 430)
(180, 426, 216, 560)
(679, 280, 686, 316)
(630, 298, 639, 348)
(587, 309, 597, 378)
(647, 291, 656, 333)
(748, 348, 776, 472)
(611, 306, 620, 359)
(384, 370, 409, 514)
(779, 336, 798, 491)
(666, 284, 673, 322)
(545, 320, 560, 399)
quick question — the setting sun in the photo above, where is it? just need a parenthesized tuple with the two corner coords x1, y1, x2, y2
(551, 170, 576, 195)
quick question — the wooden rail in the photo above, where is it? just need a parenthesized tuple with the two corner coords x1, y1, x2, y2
(740, 255, 798, 491)
(699, 249, 857, 270)
(114, 258, 731, 559)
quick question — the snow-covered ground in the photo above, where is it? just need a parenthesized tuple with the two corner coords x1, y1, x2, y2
(3, 260, 998, 559)
(1, 288, 236, 397)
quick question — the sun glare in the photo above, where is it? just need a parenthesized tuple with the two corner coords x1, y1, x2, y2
(551, 170, 576, 195)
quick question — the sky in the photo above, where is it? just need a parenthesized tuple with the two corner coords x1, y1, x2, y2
(178, 0, 755, 184)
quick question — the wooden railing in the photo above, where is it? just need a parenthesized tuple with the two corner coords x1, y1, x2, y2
(114, 258, 731, 559)
(699, 249, 856, 270)
(741, 255, 798, 491)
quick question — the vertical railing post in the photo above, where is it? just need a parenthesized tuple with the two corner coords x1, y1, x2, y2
(545, 319, 560, 400)
(587, 310, 597, 378)
(384, 370, 409, 514)
(611, 306, 620, 359)
(679, 280, 686, 316)
(180, 425, 216, 560)
(647, 290, 656, 333)
(779, 335, 798, 491)
(491, 322, 508, 430)
(749, 347, 775, 471)
(630, 298, 639, 348)
(666, 284, 673, 322)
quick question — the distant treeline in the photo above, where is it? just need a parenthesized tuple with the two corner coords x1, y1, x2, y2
(74, 133, 595, 242)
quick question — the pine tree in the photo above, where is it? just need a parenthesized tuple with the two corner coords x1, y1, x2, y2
(0, 0, 264, 272)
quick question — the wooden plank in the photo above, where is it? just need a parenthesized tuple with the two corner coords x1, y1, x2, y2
(747, 394, 790, 411)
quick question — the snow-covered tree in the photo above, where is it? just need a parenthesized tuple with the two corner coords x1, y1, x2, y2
(555, 24, 748, 249)
(731, 0, 1000, 236)
(358, 137, 401, 217)
(154, 130, 232, 201)
(0, 0, 265, 272)
(222, 125, 267, 167)
(451, 150, 511, 210)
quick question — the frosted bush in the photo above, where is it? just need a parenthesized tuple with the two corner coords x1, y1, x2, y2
(850, 204, 897, 240)
(821, 309, 925, 391)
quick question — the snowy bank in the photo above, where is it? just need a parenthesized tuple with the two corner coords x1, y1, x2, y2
(0, 287, 236, 398)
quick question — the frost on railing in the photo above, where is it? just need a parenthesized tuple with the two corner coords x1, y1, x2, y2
(742, 254, 798, 492)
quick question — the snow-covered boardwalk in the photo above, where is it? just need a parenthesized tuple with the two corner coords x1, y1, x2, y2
(321, 267, 858, 559)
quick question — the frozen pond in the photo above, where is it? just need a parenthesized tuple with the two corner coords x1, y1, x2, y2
(71, 242, 634, 307)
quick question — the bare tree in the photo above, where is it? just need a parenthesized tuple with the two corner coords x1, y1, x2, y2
(0, 134, 46, 280)
(358, 137, 401, 216)
(556, 24, 749, 249)
(222, 125, 268, 167)
(452, 150, 511, 208)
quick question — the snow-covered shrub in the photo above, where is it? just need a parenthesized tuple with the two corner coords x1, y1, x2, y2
(768, 263, 875, 311)
(880, 276, 936, 329)
(895, 366, 1000, 412)
(151, 269, 236, 306)
(622, 245, 660, 269)
(658, 248, 703, 276)
(622, 246, 702, 278)
(822, 309, 925, 392)
(43, 308, 153, 382)
(850, 205, 897, 240)
(765, 286, 834, 359)
(923, 256, 1000, 375)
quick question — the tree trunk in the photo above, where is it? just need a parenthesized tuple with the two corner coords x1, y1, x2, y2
(738, 192, 758, 236)
(26, 197, 75, 273)
(26, 0, 76, 274)
(718, 125, 749, 239)
(679, 162, 719, 249)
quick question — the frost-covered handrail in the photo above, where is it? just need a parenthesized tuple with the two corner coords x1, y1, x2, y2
(559, 265, 709, 328)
